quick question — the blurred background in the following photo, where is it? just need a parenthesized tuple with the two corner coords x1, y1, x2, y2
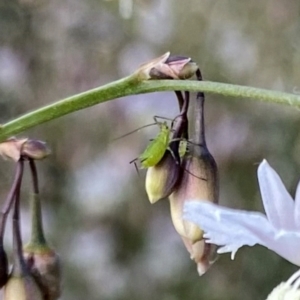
(0, 0, 300, 299)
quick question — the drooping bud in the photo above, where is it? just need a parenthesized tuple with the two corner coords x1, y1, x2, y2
(5, 164, 44, 300)
(4, 275, 44, 300)
(23, 247, 61, 300)
(21, 139, 51, 160)
(168, 71, 219, 274)
(145, 91, 190, 204)
(0, 159, 26, 288)
(135, 52, 199, 81)
(181, 236, 218, 276)
(169, 150, 218, 243)
(24, 159, 61, 299)
(145, 150, 180, 204)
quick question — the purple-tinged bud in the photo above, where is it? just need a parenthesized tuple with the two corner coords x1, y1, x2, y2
(169, 77, 219, 275)
(165, 55, 199, 79)
(135, 52, 170, 80)
(135, 53, 199, 81)
(23, 247, 61, 300)
(169, 151, 219, 243)
(21, 139, 51, 160)
(23, 191, 61, 300)
(6, 183, 44, 300)
(0, 138, 28, 162)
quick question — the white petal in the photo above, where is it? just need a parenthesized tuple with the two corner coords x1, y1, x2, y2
(266, 283, 290, 300)
(184, 201, 300, 266)
(184, 201, 272, 256)
(286, 269, 300, 286)
(269, 230, 300, 266)
(258, 160, 296, 230)
(294, 181, 300, 229)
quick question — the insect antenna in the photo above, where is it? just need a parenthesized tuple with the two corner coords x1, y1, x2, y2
(153, 115, 173, 123)
(113, 122, 158, 141)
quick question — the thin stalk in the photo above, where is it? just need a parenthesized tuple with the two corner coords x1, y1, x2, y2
(29, 159, 39, 194)
(175, 91, 184, 111)
(12, 159, 28, 276)
(0, 78, 300, 142)
(193, 92, 206, 148)
(28, 159, 47, 247)
(0, 160, 24, 241)
(170, 91, 190, 155)
(181, 91, 189, 141)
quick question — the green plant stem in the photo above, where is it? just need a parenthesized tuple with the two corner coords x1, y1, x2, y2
(0, 75, 300, 142)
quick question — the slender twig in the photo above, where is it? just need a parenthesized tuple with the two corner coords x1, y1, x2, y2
(0, 77, 299, 142)
(29, 159, 39, 194)
(28, 159, 47, 246)
(0, 160, 24, 240)
(12, 159, 28, 275)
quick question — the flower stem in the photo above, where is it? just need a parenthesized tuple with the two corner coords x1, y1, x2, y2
(12, 159, 28, 276)
(27, 159, 47, 249)
(0, 77, 299, 142)
(193, 91, 206, 148)
(0, 160, 24, 241)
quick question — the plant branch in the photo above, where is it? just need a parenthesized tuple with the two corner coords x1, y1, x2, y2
(0, 75, 299, 142)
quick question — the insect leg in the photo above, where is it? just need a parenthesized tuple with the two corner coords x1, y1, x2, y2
(129, 158, 141, 177)
(182, 168, 207, 181)
(167, 145, 206, 181)
(166, 147, 180, 165)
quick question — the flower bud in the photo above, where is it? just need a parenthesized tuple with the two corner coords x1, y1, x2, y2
(165, 55, 199, 79)
(23, 247, 61, 300)
(135, 52, 170, 80)
(181, 236, 218, 276)
(149, 56, 197, 80)
(169, 149, 219, 243)
(4, 275, 43, 300)
(0, 244, 8, 288)
(0, 138, 28, 162)
(23, 191, 61, 300)
(21, 139, 51, 160)
(145, 151, 180, 204)
(135, 52, 199, 81)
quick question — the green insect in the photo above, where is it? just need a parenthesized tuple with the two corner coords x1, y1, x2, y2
(132, 125, 206, 184)
(130, 120, 175, 168)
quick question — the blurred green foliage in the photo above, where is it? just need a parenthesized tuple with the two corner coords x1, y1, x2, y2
(0, 0, 300, 299)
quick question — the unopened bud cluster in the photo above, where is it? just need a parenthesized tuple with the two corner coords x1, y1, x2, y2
(136, 56, 219, 275)
(135, 52, 200, 81)
(0, 138, 61, 299)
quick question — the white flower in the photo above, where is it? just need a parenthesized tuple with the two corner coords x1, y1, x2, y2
(266, 269, 300, 300)
(183, 159, 300, 266)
